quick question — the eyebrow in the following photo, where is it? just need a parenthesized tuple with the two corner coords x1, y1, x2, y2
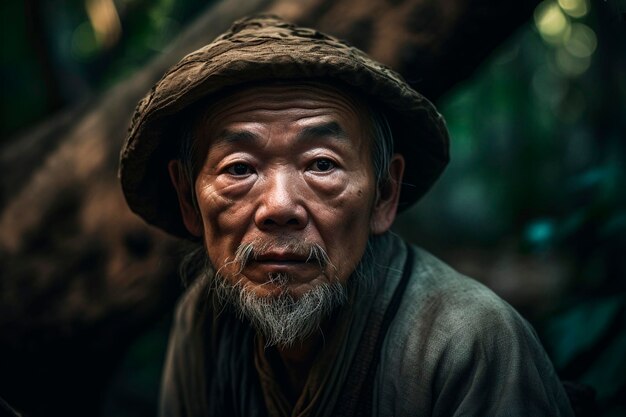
(296, 121, 347, 142)
(215, 130, 260, 144)
(214, 121, 348, 146)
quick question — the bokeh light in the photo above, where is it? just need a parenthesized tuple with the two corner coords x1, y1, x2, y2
(535, 1, 571, 45)
(564, 23, 597, 58)
(534, 0, 596, 78)
(71, 21, 100, 59)
(558, 0, 590, 18)
(555, 47, 591, 77)
(85, 0, 122, 48)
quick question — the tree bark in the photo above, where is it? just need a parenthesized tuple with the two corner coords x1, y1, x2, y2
(0, 0, 538, 415)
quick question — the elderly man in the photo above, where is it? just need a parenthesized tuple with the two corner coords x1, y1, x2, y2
(119, 15, 574, 417)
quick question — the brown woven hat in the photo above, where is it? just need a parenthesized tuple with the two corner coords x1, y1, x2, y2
(119, 14, 450, 239)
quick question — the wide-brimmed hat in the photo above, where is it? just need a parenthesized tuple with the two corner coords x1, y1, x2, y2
(119, 14, 450, 239)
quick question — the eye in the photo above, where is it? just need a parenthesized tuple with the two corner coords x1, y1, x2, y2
(309, 158, 335, 172)
(226, 163, 254, 176)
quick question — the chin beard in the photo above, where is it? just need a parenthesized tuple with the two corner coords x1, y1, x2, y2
(210, 237, 347, 347)
(192, 236, 377, 348)
(214, 272, 346, 347)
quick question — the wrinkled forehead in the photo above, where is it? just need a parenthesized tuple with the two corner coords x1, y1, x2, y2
(190, 80, 374, 140)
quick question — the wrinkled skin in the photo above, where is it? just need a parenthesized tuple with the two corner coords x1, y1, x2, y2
(169, 83, 404, 299)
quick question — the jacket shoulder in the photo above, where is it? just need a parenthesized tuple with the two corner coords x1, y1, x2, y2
(375, 245, 573, 416)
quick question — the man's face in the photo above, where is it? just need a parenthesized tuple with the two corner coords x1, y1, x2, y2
(173, 83, 398, 300)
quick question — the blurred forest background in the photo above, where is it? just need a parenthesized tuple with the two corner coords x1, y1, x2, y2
(1, 0, 624, 416)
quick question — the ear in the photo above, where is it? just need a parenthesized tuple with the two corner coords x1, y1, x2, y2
(168, 160, 203, 237)
(370, 154, 405, 235)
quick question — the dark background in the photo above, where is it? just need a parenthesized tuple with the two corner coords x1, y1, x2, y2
(1, 0, 625, 416)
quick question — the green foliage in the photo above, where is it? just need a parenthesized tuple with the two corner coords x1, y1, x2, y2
(402, 2, 626, 413)
(0, 1, 49, 136)
(0, 0, 213, 140)
(542, 296, 626, 412)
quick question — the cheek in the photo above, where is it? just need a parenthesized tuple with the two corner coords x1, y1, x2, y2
(195, 181, 254, 260)
(196, 179, 253, 226)
(311, 178, 374, 272)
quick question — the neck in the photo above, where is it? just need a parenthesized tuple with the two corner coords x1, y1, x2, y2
(276, 331, 322, 367)
(270, 316, 331, 400)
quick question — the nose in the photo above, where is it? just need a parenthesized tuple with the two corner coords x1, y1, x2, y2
(254, 171, 308, 231)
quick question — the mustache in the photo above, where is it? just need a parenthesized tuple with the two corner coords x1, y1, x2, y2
(233, 237, 331, 270)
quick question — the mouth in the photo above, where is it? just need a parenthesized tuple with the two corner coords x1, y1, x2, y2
(233, 240, 330, 282)
(247, 251, 325, 275)
(255, 252, 311, 265)
(234, 244, 327, 287)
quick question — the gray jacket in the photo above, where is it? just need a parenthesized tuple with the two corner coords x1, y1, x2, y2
(159, 232, 574, 417)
